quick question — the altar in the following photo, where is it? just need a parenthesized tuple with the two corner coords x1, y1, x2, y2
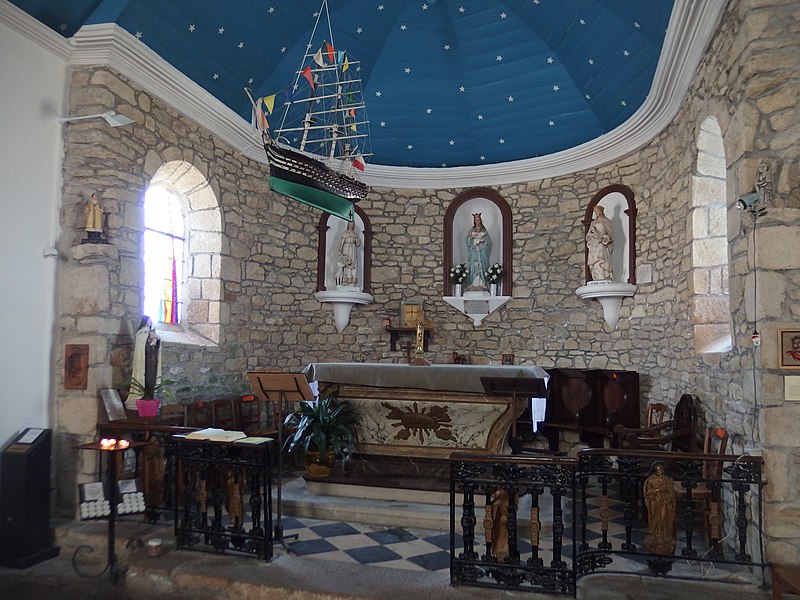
(305, 363, 548, 459)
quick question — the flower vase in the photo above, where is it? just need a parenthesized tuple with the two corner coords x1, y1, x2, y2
(454, 283, 462, 297)
(490, 283, 497, 296)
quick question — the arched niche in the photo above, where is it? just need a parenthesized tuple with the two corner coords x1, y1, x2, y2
(582, 184, 637, 285)
(443, 188, 513, 295)
(316, 206, 373, 294)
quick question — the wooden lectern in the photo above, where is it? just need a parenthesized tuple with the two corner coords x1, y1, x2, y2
(481, 376, 548, 455)
(247, 370, 314, 550)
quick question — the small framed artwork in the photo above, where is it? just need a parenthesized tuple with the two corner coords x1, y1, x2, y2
(65, 344, 89, 389)
(779, 329, 800, 369)
(101, 388, 127, 421)
(400, 302, 424, 328)
(502, 353, 515, 365)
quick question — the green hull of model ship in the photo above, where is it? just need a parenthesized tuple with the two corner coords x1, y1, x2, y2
(270, 176, 354, 221)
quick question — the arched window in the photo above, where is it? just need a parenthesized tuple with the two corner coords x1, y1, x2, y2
(143, 160, 223, 345)
(143, 186, 185, 324)
(691, 116, 732, 353)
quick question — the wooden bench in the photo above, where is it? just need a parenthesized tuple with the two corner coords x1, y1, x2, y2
(773, 565, 800, 599)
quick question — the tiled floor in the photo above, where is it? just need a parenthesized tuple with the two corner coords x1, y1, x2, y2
(282, 515, 456, 573)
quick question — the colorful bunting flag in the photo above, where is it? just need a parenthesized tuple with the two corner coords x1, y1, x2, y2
(313, 48, 325, 67)
(325, 42, 335, 63)
(341, 53, 349, 73)
(301, 65, 315, 90)
(352, 155, 365, 172)
(263, 94, 276, 115)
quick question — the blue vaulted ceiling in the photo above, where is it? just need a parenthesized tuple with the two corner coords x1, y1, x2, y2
(10, 0, 674, 169)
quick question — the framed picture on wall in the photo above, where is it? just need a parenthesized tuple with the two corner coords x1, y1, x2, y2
(400, 302, 424, 328)
(778, 329, 800, 369)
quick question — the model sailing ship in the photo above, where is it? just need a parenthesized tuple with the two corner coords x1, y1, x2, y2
(246, 0, 371, 221)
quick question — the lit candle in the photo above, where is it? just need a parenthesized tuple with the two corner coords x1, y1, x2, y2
(100, 438, 116, 449)
(117, 439, 129, 449)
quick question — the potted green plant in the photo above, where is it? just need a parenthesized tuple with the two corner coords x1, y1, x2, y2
(283, 394, 357, 478)
(117, 377, 176, 417)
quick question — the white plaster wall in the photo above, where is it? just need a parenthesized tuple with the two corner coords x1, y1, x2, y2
(0, 17, 67, 447)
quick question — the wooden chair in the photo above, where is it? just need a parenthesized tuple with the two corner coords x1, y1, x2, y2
(647, 402, 669, 428)
(160, 402, 187, 426)
(186, 401, 213, 428)
(674, 425, 729, 544)
(239, 395, 278, 437)
(613, 394, 699, 453)
(211, 398, 241, 429)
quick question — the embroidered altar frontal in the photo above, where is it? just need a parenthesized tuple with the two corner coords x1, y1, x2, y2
(309, 363, 548, 458)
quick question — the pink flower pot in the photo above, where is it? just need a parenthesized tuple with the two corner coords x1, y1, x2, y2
(136, 399, 161, 418)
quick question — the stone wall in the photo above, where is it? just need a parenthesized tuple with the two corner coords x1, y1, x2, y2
(53, 0, 800, 560)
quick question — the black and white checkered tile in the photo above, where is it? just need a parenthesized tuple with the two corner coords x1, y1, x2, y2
(281, 516, 456, 572)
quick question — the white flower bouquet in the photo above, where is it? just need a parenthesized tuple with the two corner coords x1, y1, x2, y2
(450, 263, 468, 284)
(485, 263, 503, 284)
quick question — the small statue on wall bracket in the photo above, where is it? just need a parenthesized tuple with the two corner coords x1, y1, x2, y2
(82, 192, 108, 244)
(586, 205, 613, 281)
(755, 161, 773, 210)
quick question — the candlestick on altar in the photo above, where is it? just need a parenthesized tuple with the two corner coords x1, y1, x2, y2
(411, 321, 430, 366)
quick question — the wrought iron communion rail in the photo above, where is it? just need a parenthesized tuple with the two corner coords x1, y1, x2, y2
(449, 449, 765, 596)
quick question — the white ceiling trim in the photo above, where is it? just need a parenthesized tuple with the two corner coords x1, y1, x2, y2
(6, 0, 725, 190)
(0, 0, 71, 60)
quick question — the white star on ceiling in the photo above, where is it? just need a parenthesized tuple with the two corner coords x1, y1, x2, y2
(441, 163, 447, 167)
(480, 155, 486, 160)
(553, 85, 560, 92)
(380, 121, 386, 127)
(500, 12, 507, 19)
(588, 58, 594, 64)
(213, 73, 219, 80)
(268, 7, 274, 13)
(585, 94, 591, 99)
(357, 27, 363, 33)
(547, 57, 553, 64)
(496, 55, 503, 61)
(499, 138, 505, 144)
(508, 96, 514, 102)
(281, 47, 286, 53)
(378, 5, 385, 10)
(135, 31, 142, 39)
(444, 44, 451, 50)
(422, 4, 429, 9)
(624, 50, 630, 56)
(404, 67, 411, 74)
(376, 91, 382, 97)
(580, 19, 586, 25)
(426, 108, 432, 114)
(634, 21, 640, 28)
(477, 114, 484, 120)
(459, 7, 465, 13)
(549, 120, 555, 126)
(401, 24, 407, 31)
(59, 23, 67, 31)
(449, 140, 455, 145)
(218, 27, 224, 34)
(188, 24, 195, 32)
(620, 100, 627, 106)
(533, 0, 540, 4)
(248, 78, 254, 84)
(238, 42, 244, 49)
(407, 144, 413, 149)
(459, 86, 465, 92)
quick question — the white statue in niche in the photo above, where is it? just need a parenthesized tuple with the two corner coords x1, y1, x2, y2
(586, 205, 614, 281)
(335, 220, 361, 289)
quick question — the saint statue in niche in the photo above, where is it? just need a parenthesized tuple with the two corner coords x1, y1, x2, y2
(335, 220, 362, 288)
(586, 205, 614, 281)
(83, 191, 107, 244)
(465, 213, 492, 291)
